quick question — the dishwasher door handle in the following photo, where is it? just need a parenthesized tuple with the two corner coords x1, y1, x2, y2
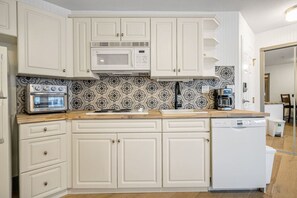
(232, 126, 247, 129)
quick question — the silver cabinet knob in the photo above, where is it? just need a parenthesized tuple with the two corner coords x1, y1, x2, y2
(116, 33, 120, 37)
(44, 181, 48, 186)
(87, 69, 90, 73)
(178, 68, 181, 72)
(63, 69, 66, 72)
(112, 140, 115, 144)
(43, 127, 47, 132)
(206, 139, 210, 143)
(173, 69, 176, 72)
(43, 151, 48, 155)
(117, 139, 121, 143)
(121, 33, 124, 37)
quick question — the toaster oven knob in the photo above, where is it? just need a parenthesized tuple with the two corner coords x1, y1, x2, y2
(51, 87, 56, 91)
(43, 86, 49, 91)
(58, 87, 64, 91)
(34, 85, 41, 91)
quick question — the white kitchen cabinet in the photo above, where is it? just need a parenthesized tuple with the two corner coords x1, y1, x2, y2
(20, 163, 67, 198)
(19, 120, 67, 198)
(151, 18, 177, 77)
(177, 18, 202, 77)
(151, 18, 218, 79)
(19, 135, 67, 173)
(73, 18, 97, 78)
(18, 3, 68, 77)
(163, 132, 210, 188)
(121, 18, 150, 41)
(72, 134, 117, 188)
(151, 18, 202, 79)
(92, 18, 150, 41)
(92, 18, 120, 41)
(0, 0, 17, 36)
(117, 133, 161, 188)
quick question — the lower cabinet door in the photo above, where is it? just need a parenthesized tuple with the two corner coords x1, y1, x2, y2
(72, 134, 117, 188)
(163, 133, 210, 187)
(20, 163, 67, 198)
(117, 133, 162, 188)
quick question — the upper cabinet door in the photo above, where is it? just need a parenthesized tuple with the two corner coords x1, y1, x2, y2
(151, 18, 177, 78)
(18, 3, 67, 77)
(121, 18, 150, 41)
(0, 0, 17, 36)
(177, 18, 202, 77)
(92, 18, 120, 41)
(73, 18, 96, 78)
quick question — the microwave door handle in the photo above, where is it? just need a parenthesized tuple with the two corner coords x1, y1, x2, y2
(131, 50, 134, 68)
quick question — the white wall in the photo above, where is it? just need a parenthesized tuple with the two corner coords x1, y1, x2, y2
(255, 23, 297, 111)
(265, 63, 294, 103)
(239, 13, 256, 110)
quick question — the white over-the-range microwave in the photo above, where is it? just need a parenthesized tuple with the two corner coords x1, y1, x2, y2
(91, 41, 150, 74)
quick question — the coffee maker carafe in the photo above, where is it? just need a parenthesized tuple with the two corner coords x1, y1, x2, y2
(215, 88, 233, 111)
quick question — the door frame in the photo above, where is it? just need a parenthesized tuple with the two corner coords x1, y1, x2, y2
(259, 41, 297, 112)
(260, 41, 297, 155)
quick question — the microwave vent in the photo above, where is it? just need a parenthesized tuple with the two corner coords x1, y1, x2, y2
(91, 41, 150, 48)
(110, 42, 120, 47)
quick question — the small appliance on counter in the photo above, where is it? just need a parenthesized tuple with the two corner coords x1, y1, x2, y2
(26, 84, 68, 114)
(214, 88, 233, 111)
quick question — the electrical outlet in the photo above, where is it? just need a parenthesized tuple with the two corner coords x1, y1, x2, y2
(202, 85, 210, 93)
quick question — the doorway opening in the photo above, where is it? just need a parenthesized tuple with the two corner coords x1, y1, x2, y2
(260, 43, 297, 155)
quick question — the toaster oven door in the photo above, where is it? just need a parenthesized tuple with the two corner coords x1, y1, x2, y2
(28, 93, 67, 113)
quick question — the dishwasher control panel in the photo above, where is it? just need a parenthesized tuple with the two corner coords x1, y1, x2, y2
(212, 118, 266, 128)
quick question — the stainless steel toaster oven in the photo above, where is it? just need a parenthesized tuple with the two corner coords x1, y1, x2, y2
(26, 84, 68, 114)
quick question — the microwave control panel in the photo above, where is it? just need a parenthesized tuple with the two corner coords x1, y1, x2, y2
(134, 48, 150, 68)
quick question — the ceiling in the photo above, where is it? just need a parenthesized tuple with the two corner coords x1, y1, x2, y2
(44, 0, 297, 33)
(265, 47, 295, 66)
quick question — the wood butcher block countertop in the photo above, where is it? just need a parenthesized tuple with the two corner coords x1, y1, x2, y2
(16, 109, 269, 124)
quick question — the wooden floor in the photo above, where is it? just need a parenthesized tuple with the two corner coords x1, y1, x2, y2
(64, 123, 297, 198)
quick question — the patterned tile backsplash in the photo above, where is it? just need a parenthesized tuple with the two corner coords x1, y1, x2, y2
(16, 66, 235, 114)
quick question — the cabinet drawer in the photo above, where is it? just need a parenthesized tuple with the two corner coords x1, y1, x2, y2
(163, 119, 210, 132)
(20, 135, 66, 173)
(19, 121, 66, 140)
(72, 119, 161, 133)
(20, 163, 67, 198)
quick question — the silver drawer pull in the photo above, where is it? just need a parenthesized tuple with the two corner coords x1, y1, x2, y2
(43, 127, 47, 132)
(44, 181, 48, 186)
(0, 138, 4, 144)
(43, 151, 48, 156)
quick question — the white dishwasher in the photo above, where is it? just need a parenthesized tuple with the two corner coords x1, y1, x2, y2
(211, 118, 266, 190)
